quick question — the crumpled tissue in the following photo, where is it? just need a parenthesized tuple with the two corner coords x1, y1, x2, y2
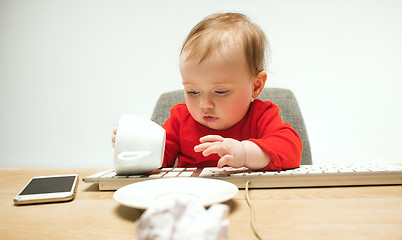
(137, 197, 229, 240)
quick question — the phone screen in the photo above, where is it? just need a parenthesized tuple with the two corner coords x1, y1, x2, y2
(20, 176, 77, 195)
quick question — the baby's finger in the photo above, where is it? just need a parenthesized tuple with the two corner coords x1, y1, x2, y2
(194, 142, 215, 152)
(201, 143, 230, 157)
(217, 155, 234, 168)
(199, 135, 224, 143)
(113, 124, 118, 134)
(111, 134, 116, 148)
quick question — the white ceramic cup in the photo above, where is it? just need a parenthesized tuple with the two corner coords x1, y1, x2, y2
(114, 114, 165, 175)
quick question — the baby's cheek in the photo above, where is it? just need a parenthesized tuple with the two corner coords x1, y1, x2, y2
(224, 100, 249, 120)
(186, 101, 201, 120)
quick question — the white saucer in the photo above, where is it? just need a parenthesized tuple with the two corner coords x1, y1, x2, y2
(113, 177, 239, 209)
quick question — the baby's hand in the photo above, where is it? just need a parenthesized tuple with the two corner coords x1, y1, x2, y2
(111, 124, 118, 148)
(194, 135, 246, 168)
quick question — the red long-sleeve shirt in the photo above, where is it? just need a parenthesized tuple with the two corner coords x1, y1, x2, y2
(162, 99, 302, 171)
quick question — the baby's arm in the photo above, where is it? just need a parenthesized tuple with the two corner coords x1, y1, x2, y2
(194, 135, 271, 170)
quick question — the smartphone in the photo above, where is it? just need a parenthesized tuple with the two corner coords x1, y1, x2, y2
(14, 174, 79, 205)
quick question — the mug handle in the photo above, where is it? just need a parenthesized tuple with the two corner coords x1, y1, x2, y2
(117, 151, 152, 164)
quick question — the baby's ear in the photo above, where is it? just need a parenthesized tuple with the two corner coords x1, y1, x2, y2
(252, 71, 267, 98)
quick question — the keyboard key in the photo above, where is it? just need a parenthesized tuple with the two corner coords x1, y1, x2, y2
(164, 172, 180, 177)
(199, 169, 213, 177)
(260, 172, 278, 176)
(172, 168, 185, 172)
(323, 169, 340, 174)
(178, 171, 194, 177)
(161, 168, 173, 171)
(204, 167, 223, 172)
(149, 173, 166, 178)
(230, 173, 248, 177)
(128, 175, 143, 178)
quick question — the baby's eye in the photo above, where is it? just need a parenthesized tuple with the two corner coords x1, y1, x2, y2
(186, 90, 200, 96)
(215, 90, 230, 95)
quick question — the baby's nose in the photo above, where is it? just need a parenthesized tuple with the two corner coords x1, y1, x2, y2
(200, 96, 214, 109)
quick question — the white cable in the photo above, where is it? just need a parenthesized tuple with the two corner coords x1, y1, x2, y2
(245, 180, 265, 240)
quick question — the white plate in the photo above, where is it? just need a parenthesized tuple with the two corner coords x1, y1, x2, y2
(113, 177, 239, 209)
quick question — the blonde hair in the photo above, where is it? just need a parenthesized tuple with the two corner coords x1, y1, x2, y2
(181, 12, 269, 77)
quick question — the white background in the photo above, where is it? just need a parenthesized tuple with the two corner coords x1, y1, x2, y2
(1, 0, 401, 168)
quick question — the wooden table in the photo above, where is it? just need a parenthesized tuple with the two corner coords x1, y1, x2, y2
(1, 168, 401, 240)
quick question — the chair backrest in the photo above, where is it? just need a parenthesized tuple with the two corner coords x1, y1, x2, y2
(151, 88, 312, 165)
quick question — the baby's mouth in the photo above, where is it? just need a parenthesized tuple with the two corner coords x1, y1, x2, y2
(203, 115, 219, 123)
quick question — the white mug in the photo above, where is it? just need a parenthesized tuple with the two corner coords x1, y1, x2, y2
(114, 114, 165, 175)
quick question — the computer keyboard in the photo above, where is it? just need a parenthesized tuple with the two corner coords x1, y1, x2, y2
(83, 164, 402, 190)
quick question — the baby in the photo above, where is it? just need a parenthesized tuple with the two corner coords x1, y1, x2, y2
(113, 13, 302, 171)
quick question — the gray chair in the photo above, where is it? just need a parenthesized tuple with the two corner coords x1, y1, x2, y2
(151, 88, 312, 165)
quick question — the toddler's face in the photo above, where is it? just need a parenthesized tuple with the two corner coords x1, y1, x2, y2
(180, 49, 255, 130)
